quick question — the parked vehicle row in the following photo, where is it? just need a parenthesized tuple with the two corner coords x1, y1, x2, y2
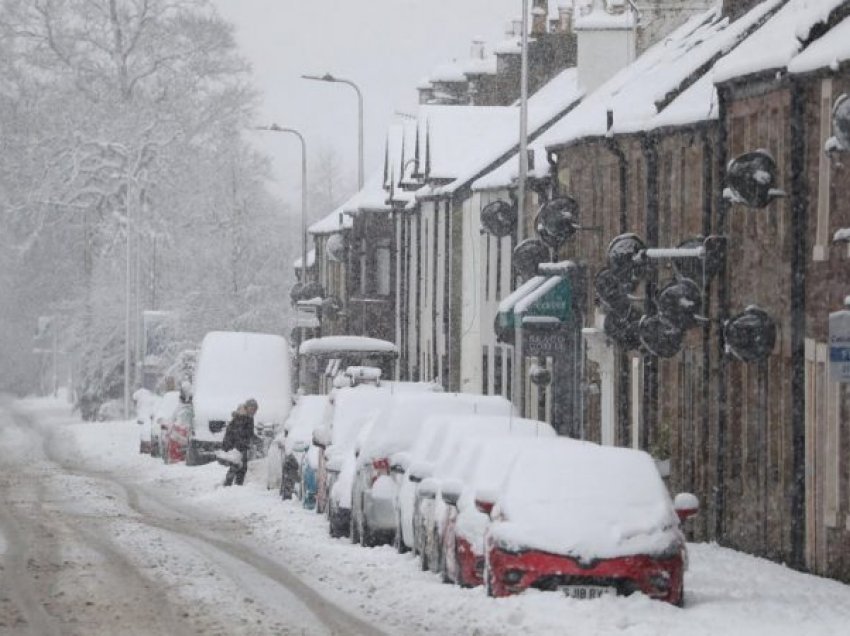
(292, 379, 700, 605)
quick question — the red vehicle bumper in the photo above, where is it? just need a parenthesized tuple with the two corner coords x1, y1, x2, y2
(454, 536, 485, 587)
(165, 425, 189, 463)
(486, 545, 684, 605)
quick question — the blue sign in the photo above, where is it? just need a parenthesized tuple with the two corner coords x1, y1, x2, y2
(829, 309, 850, 383)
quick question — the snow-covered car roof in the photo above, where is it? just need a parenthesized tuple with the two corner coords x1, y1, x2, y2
(328, 382, 440, 450)
(153, 391, 180, 422)
(298, 336, 398, 357)
(280, 395, 330, 453)
(193, 331, 291, 425)
(491, 438, 680, 561)
(359, 393, 515, 461)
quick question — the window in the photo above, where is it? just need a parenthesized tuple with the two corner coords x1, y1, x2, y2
(482, 345, 489, 394)
(376, 240, 391, 296)
(494, 346, 503, 397)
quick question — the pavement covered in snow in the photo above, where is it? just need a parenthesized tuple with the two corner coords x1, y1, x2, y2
(12, 396, 850, 636)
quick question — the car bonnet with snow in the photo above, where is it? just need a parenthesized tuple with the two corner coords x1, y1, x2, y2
(490, 440, 681, 559)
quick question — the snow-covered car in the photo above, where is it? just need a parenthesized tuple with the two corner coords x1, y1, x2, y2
(349, 393, 514, 547)
(134, 388, 159, 454)
(163, 400, 193, 464)
(311, 381, 440, 533)
(266, 395, 330, 502)
(393, 413, 555, 555)
(96, 399, 124, 422)
(440, 437, 552, 587)
(411, 416, 557, 574)
(482, 439, 699, 604)
(188, 331, 291, 465)
(152, 390, 180, 459)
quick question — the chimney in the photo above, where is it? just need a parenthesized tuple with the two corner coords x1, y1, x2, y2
(557, 4, 574, 33)
(575, 0, 637, 93)
(532, 0, 548, 36)
(470, 37, 485, 60)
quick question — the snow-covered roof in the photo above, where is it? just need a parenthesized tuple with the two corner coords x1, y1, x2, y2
(341, 171, 389, 215)
(788, 14, 850, 75)
(461, 55, 498, 76)
(293, 249, 316, 270)
(713, 0, 846, 83)
(429, 61, 468, 84)
(472, 1, 775, 191)
(648, 73, 719, 131)
(308, 208, 352, 236)
(427, 67, 584, 196)
(490, 438, 681, 560)
(298, 336, 398, 357)
(493, 37, 522, 55)
(416, 105, 518, 182)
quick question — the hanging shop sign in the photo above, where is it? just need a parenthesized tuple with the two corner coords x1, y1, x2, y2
(829, 304, 850, 383)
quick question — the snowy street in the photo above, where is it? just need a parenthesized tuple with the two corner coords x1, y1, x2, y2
(0, 398, 380, 636)
(1, 397, 849, 636)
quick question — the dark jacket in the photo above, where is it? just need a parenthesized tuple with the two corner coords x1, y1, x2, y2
(222, 407, 257, 453)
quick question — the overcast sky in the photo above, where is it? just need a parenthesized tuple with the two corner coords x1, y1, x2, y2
(212, 0, 530, 215)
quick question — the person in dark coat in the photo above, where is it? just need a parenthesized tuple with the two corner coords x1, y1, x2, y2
(222, 398, 259, 486)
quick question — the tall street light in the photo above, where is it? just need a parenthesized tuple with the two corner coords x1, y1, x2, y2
(301, 73, 364, 189)
(256, 124, 308, 283)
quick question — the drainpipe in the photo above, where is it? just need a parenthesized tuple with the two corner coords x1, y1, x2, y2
(641, 134, 660, 452)
(715, 86, 730, 542)
(789, 76, 808, 571)
(700, 127, 714, 525)
(604, 136, 632, 447)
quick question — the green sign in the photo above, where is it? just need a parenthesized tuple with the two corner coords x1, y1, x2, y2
(495, 276, 573, 341)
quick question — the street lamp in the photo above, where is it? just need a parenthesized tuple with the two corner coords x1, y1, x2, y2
(301, 73, 364, 189)
(256, 124, 308, 285)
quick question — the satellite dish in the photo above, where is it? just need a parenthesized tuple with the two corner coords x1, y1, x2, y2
(639, 314, 684, 359)
(725, 149, 784, 208)
(300, 281, 325, 300)
(325, 233, 347, 262)
(830, 93, 850, 151)
(594, 268, 632, 316)
(480, 199, 516, 237)
(607, 233, 647, 282)
(603, 306, 642, 351)
(657, 278, 703, 330)
(322, 295, 343, 319)
(535, 196, 580, 249)
(529, 364, 552, 387)
(724, 306, 776, 362)
(512, 238, 550, 278)
(290, 282, 305, 305)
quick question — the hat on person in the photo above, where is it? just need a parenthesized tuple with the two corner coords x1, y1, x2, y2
(245, 398, 258, 409)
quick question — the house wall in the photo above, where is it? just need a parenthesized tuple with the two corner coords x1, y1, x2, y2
(716, 68, 850, 579)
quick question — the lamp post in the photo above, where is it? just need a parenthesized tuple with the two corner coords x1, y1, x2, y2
(301, 73, 364, 190)
(256, 124, 308, 284)
(514, 0, 530, 416)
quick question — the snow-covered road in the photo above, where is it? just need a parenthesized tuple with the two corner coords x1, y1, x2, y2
(0, 397, 381, 636)
(5, 396, 850, 636)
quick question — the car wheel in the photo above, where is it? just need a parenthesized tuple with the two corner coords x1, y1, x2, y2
(392, 513, 408, 554)
(184, 438, 200, 466)
(428, 525, 442, 573)
(349, 507, 360, 544)
(485, 567, 497, 597)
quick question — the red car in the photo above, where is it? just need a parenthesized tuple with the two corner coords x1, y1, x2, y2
(163, 401, 193, 464)
(481, 439, 698, 605)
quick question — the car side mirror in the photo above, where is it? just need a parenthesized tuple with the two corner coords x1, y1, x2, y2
(326, 454, 344, 474)
(673, 492, 700, 522)
(408, 461, 433, 484)
(441, 479, 463, 507)
(292, 440, 309, 453)
(418, 477, 438, 500)
(390, 451, 411, 475)
(312, 426, 331, 449)
(474, 489, 498, 516)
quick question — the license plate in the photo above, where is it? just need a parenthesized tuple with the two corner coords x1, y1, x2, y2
(561, 585, 616, 600)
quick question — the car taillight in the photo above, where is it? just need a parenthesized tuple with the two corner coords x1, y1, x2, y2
(370, 457, 389, 485)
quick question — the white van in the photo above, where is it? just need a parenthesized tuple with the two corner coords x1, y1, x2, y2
(188, 331, 291, 465)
